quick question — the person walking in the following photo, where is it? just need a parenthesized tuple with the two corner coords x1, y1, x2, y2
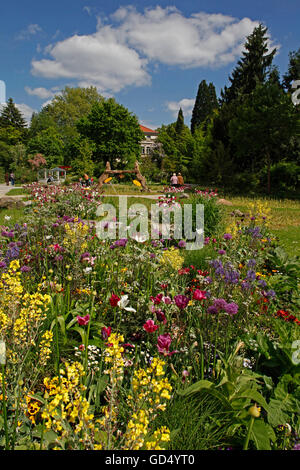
(177, 173, 184, 186)
(5, 172, 9, 186)
(10, 172, 15, 186)
(170, 173, 178, 187)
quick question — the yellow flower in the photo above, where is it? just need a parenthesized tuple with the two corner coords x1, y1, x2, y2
(133, 179, 141, 187)
(104, 177, 112, 183)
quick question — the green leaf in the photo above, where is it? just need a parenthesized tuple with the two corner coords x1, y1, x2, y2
(251, 420, 276, 450)
(177, 379, 213, 396)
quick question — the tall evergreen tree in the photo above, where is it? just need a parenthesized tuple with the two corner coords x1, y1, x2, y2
(175, 107, 184, 134)
(191, 80, 218, 134)
(282, 48, 300, 91)
(220, 24, 276, 104)
(0, 97, 27, 130)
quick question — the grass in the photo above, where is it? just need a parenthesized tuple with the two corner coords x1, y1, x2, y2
(0, 207, 27, 226)
(222, 196, 300, 257)
(4, 188, 27, 196)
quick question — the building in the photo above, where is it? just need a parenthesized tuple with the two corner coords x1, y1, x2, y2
(139, 125, 159, 156)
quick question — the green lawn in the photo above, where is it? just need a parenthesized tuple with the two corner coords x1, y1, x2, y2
(223, 196, 300, 257)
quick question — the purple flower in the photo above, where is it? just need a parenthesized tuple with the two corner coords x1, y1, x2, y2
(246, 269, 256, 281)
(258, 279, 267, 288)
(218, 249, 226, 255)
(223, 233, 232, 240)
(20, 266, 31, 273)
(224, 302, 239, 316)
(0, 261, 7, 269)
(174, 295, 189, 310)
(157, 334, 177, 356)
(178, 240, 186, 248)
(247, 259, 256, 268)
(150, 253, 156, 258)
(207, 305, 218, 314)
(293, 443, 300, 450)
(213, 298, 227, 311)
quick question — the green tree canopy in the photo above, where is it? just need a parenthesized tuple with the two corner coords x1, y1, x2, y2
(229, 82, 299, 193)
(77, 98, 144, 170)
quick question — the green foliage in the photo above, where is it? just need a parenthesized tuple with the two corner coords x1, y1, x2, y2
(27, 127, 64, 167)
(77, 98, 143, 169)
(191, 80, 218, 134)
(221, 24, 276, 104)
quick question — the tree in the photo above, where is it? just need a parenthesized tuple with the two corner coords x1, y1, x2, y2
(282, 48, 300, 91)
(27, 127, 65, 167)
(0, 98, 27, 130)
(229, 82, 298, 193)
(77, 98, 144, 170)
(175, 108, 185, 135)
(191, 80, 218, 134)
(221, 24, 276, 104)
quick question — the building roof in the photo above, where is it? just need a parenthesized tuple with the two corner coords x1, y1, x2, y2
(139, 124, 158, 134)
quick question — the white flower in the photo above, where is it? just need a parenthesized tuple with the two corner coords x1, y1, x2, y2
(83, 267, 92, 274)
(117, 295, 136, 312)
(4, 215, 11, 221)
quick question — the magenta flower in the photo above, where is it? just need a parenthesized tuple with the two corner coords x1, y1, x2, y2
(101, 326, 112, 339)
(143, 319, 159, 333)
(77, 314, 90, 326)
(174, 295, 189, 310)
(157, 334, 177, 356)
(192, 289, 206, 301)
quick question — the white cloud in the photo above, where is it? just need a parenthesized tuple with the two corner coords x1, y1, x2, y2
(31, 28, 150, 93)
(15, 103, 37, 126)
(111, 7, 262, 68)
(30, 7, 278, 94)
(25, 86, 54, 99)
(166, 98, 195, 118)
(16, 24, 42, 40)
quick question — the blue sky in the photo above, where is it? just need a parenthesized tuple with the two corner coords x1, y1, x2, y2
(0, 0, 299, 128)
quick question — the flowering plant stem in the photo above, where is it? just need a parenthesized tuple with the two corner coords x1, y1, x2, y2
(243, 416, 254, 450)
(1, 364, 9, 450)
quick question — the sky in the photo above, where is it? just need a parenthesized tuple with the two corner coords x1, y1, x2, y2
(0, 0, 299, 129)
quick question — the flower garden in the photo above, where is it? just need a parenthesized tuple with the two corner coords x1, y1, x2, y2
(0, 182, 299, 451)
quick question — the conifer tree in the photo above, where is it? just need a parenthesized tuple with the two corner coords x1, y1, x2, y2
(282, 48, 300, 91)
(220, 24, 276, 104)
(0, 97, 27, 129)
(191, 80, 218, 134)
(175, 107, 184, 134)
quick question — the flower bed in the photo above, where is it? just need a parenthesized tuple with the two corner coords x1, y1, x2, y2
(0, 187, 299, 451)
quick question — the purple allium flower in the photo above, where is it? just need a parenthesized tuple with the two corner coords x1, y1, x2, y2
(150, 253, 156, 258)
(204, 237, 210, 245)
(178, 240, 186, 248)
(218, 249, 226, 255)
(213, 298, 227, 311)
(20, 266, 31, 272)
(293, 443, 300, 450)
(223, 233, 232, 240)
(207, 305, 218, 314)
(224, 302, 239, 316)
(174, 295, 189, 310)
